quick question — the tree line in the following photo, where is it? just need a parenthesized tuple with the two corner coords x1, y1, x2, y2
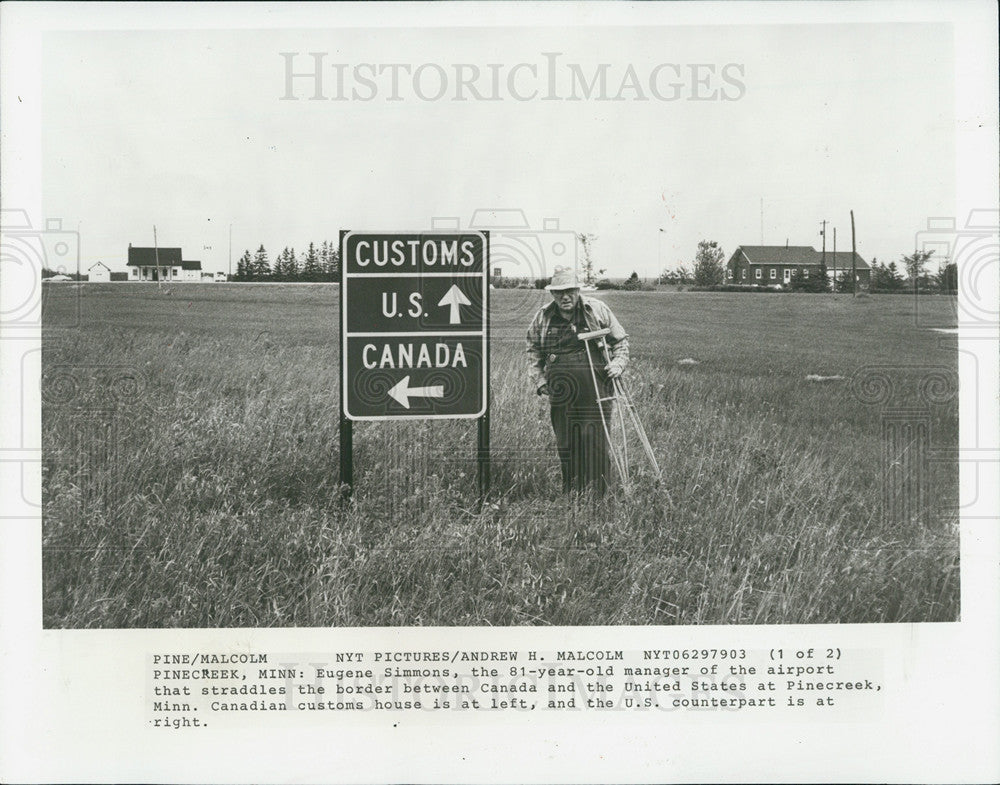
(232, 241, 340, 282)
(868, 252, 957, 293)
(656, 242, 958, 294)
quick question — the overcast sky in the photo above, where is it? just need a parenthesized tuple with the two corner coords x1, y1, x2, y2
(42, 22, 954, 277)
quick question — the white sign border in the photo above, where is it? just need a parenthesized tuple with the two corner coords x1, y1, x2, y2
(340, 229, 490, 422)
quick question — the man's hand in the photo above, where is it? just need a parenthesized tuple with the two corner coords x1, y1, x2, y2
(537, 383, 550, 396)
(605, 359, 625, 379)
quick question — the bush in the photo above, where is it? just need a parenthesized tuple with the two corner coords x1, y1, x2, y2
(693, 240, 726, 287)
(595, 279, 618, 290)
(687, 284, 785, 293)
(868, 287, 954, 296)
(490, 276, 532, 289)
(620, 271, 642, 291)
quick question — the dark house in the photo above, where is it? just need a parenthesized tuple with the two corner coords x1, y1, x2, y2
(726, 245, 870, 287)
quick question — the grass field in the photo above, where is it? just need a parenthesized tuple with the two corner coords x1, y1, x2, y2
(41, 284, 959, 627)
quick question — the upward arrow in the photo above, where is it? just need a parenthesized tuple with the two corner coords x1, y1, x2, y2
(437, 284, 472, 325)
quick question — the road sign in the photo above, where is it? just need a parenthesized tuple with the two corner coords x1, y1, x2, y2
(340, 232, 489, 421)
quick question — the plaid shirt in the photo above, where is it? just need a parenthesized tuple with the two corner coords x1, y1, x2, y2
(526, 296, 629, 391)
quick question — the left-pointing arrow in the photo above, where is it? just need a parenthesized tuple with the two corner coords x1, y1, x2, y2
(437, 284, 472, 324)
(387, 375, 445, 409)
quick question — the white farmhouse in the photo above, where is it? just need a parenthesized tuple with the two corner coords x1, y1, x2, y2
(127, 245, 202, 281)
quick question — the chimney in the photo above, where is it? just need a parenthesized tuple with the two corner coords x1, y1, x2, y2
(785, 238, 788, 248)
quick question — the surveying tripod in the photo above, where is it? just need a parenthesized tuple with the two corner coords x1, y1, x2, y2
(578, 328, 662, 491)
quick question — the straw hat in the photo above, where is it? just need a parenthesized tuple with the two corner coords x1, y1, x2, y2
(545, 266, 581, 291)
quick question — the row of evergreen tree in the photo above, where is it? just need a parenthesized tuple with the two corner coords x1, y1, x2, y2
(869, 257, 957, 293)
(232, 241, 340, 282)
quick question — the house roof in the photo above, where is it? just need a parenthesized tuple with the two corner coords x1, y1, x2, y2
(825, 250, 870, 270)
(88, 262, 110, 270)
(181, 260, 202, 270)
(731, 245, 869, 270)
(734, 246, 818, 266)
(127, 247, 183, 266)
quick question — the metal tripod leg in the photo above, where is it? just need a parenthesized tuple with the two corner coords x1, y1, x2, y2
(578, 327, 661, 488)
(610, 375, 662, 479)
(599, 341, 661, 480)
(582, 338, 629, 487)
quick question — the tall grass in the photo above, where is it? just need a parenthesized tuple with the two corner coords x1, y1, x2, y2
(41, 285, 958, 627)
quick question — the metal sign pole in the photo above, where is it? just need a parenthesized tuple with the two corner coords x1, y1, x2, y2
(477, 232, 491, 506)
(477, 406, 490, 504)
(339, 229, 353, 499)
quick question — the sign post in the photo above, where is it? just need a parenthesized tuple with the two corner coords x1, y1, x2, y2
(339, 231, 490, 500)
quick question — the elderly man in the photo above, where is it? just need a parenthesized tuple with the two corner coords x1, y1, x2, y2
(526, 266, 629, 494)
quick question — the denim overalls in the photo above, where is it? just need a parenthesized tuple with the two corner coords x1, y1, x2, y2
(541, 303, 614, 494)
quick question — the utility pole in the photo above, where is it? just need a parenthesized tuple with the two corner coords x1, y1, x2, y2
(851, 210, 857, 297)
(832, 227, 837, 292)
(658, 228, 665, 282)
(153, 224, 161, 287)
(760, 197, 764, 245)
(819, 220, 827, 269)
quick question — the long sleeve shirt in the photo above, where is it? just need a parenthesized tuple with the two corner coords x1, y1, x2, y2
(525, 296, 629, 391)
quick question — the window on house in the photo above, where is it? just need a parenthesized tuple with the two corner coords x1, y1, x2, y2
(803, 269, 809, 278)
(727, 269, 733, 279)
(755, 268, 762, 279)
(769, 269, 776, 279)
(741, 269, 746, 279)
(783, 269, 791, 282)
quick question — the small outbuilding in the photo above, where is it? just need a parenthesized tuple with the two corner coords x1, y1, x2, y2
(88, 262, 111, 282)
(180, 260, 202, 281)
